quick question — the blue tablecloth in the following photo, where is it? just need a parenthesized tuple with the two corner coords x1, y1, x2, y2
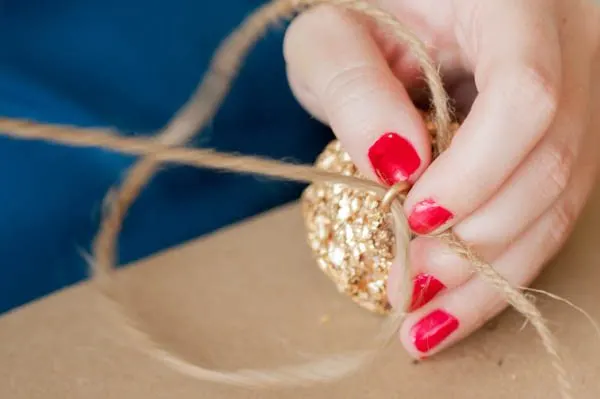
(0, 0, 332, 314)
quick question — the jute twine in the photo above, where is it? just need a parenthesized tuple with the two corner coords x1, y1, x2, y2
(0, 0, 573, 397)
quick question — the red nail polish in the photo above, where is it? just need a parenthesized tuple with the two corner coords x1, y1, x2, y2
(368, 133, 421, 186)
(408, 198, 453, 235)
(410, 273, 446, 311)
(411, 309, 459, 353)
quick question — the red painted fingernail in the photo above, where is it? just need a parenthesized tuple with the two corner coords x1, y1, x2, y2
(408, 198, 453, 234)
(368, 133, 421, 186)
(410, 273, 446, 311)
(411, 309, 459, 353)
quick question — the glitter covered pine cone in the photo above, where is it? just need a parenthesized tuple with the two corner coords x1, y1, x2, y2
(301, 140, 396, 315)
(300, 113, 458, 314)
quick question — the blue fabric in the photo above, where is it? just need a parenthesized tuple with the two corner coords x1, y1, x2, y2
(0, 0, 332, 314)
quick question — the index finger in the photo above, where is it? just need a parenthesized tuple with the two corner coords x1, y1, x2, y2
(284, 5, 432, 185)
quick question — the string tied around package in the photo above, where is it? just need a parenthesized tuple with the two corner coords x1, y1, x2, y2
(0, 0, 574, 398)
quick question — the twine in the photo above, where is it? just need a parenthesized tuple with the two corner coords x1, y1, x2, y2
(0, 0, 571, 397)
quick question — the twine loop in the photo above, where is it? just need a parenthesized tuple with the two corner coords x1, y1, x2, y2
(380, 181, 411, 214)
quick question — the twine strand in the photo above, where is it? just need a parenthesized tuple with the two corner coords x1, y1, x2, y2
(0, 0, 571, 397)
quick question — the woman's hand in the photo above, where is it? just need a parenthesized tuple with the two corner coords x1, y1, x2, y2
(284, 0, 600, 358)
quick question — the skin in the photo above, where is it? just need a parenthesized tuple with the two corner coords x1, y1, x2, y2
(283, 0, 600, 358)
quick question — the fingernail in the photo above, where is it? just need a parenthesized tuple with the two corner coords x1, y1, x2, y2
(411, 309, 459, 353)
(408, 198, 453, 235)
(368, 133, 420, 186)
(410, 273, 446, 311)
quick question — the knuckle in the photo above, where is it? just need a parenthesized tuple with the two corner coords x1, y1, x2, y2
(547, 198, 578, 246)
(322, 63, 388, 116)
(538, 140, 575, 199)
(519, 63, 560, 124)
(323, 63, 383, 99)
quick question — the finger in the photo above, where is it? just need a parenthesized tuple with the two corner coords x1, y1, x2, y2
(388, 132, 582, 309)
(398, 159, 596, 358)
(284, 5, 432, 185)
(389, 18, 590, 311)
(387, 94, 587, 310)
(453, 106, 584, 255)
(388, 135, 578, 310)
(388, 0, 595, 310)
(286, 64, 329, 125)
(404, 0, 562, 234)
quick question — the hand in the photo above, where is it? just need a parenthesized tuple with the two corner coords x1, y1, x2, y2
(284, 0, 600, 358)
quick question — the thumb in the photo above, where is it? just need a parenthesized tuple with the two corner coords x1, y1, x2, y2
(284, 5, 431, 185)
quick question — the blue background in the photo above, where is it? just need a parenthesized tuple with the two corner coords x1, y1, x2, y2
(0, 0, 332, 314)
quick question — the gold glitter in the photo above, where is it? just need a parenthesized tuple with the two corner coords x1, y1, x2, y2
(301, 111, 458, 315)
(301, 141, 396, 314)
(328, 244, 346, 266)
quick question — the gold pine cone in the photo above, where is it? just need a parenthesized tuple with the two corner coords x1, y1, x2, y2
(300, 112, 458, 314)
(300, 140, 396, 315)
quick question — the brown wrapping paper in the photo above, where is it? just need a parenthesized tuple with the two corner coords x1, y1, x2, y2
(1, 189, 600, 399)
